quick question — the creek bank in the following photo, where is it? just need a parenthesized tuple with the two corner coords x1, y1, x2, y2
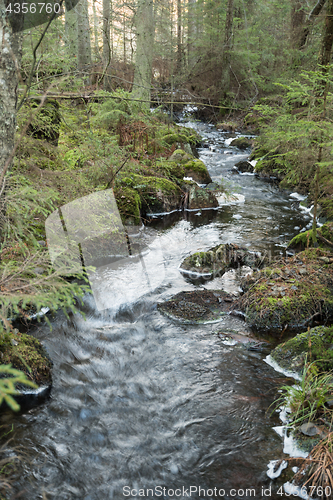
(288, 222, 333, 252)
(270, 325, 333, 377)
(232, 248, 333, 335)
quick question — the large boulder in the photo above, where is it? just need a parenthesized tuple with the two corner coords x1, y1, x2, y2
(234, 160, 254, 173)
(232, 248, 333, 335)
(122, 174, 182, 215)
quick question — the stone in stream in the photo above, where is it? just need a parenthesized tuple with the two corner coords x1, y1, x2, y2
(187, 184, 219, 210)
(230, 137, 253, 150)
(179, 243, 265, 278)
(157, 290, 235, 323)
(234, 160, 254, 173)
(168, 149, 212, 184)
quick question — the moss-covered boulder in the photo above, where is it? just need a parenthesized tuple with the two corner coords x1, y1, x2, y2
(180, 243, 264, 277)
(157, 289, 235, 324)
(114, 186, 141, 225)
(271, 326, 333, 376)
(216, 121, 238, 132)
(187, 185, 218, 210)
(232, 249, 333, 335)
(155, 160, 185, 182)
(0, 330, 52, 389)
(122, 173, 182, 215)
(230, 137, 253, 150)
(168, 149, 212, 184)
(288, 222, 333, 252)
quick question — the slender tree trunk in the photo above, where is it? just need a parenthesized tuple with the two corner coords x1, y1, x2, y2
(187, 0, 196, 68)
(103, 0, 111, 88)
(221, 0, 234, 97)
(177, 0, 182, 72)
(132, 0, 154, 104)
(291, 0, 307, 48)
(93, 0, 100, 62)
(0, 1, 19, 191)
(77, 0, 92, 77)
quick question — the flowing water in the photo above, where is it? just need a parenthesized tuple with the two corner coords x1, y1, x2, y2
(3, 121, 314, 499)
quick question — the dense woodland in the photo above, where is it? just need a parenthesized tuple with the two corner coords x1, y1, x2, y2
(0, 0, 333, 401)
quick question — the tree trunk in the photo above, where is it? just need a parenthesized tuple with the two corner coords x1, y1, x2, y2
(300, 0, 327, 49)
(65, 5, 78, 62)
(291, 0, 307, 48)
(132, 0, 154, 104)
(221, 0, 234, 97)
(319, 0, 333, 67)
(177, 0, 182, 72)
(93, 0, 100, 62)
(0, 1, 19, 194)
(187, 0, 197, 68)
(77, 0, 92, 77)
(103, 0, 111, 88)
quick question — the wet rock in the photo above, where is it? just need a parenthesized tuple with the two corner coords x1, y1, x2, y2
(230, 137, 253, 150)
(180, 243, 266, 278)
(234, 160, 254, 173)
(299, 423, 320, 437)
(157, 290, 234, 323)
(187, 185, 218, 210)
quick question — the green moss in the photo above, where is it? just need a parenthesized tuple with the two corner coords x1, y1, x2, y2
(288, 223, 333, 251)
(155, 160, 185, 181)
(271, 326, 333, 374)
(0, 331, 52, 386)
(114, 186, 141, 225)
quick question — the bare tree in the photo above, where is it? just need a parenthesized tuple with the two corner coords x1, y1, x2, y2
(132, 0, 154, 103)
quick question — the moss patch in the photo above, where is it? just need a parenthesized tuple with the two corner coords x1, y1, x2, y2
(233, 248, 333, 335)
(288, 223, 333, 252)
(0, 331, 52, 387)
(271, 326, 333, 376)
(183, 159, 212, 184)
(114, 186, 141, 225)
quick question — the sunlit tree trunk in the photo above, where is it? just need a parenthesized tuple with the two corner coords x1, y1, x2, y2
(93, 0, 100, 62)
(132, 0, 154, 104)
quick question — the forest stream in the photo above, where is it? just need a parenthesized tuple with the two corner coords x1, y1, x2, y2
(2, 119, 316, 500)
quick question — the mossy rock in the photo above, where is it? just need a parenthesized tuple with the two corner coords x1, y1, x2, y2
(27, 98, 61, 146)
(180, 243, 265, 277)
(233, 249, 333, 335)
(271, 326, 333, 376)
(162, 133, 188, 145)
(0, 331, 52, 388)
(114, 186, 141, 225)
(288, 222, 333, 252)
(230, 137, 253, 150)
(155, 160, 185, 182)
(187, 185, 218, 209)
(234, 160, 254, 173)
(157, 290, 235, 324)
(168, 149, 193, 163)
(121, 173, 182, 215)
(183, 159, 212, 184)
